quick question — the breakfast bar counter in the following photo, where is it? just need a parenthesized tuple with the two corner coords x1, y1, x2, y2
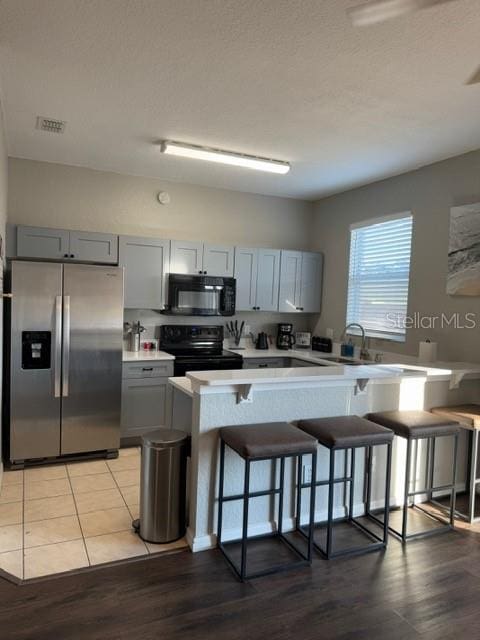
(168, 362, 480, 552)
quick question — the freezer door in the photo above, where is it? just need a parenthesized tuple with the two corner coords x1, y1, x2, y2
(61, 264, 124, 454)
(10, 261, 63, 461)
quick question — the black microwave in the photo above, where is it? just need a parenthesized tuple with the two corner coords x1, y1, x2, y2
(165, 274, 236, 316)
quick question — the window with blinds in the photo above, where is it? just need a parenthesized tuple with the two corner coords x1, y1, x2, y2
(346, 213, 413, 341)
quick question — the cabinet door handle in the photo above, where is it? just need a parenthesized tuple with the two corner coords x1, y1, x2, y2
(259, 364, 268, 368)
(142, 367, 154, 371)
(198, 270, 203, 274)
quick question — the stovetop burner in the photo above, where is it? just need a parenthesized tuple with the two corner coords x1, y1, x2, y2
(160, 324, 243, 376)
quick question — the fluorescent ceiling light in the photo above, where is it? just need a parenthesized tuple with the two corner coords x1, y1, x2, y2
(160, 140, 290, 174)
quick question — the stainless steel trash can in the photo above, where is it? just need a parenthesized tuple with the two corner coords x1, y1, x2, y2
(134, 429, 190, 544)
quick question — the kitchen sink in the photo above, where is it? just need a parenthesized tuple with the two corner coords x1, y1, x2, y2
(320, 356, 366, 365)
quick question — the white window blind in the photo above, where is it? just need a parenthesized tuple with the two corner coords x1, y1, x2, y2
(346, 213, 413, 341)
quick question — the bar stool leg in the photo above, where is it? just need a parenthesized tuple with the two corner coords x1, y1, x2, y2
(217, 439, 225, 544)
(429, 437, 436, 501)
(469, 430, 479, 523)
(402, 438, 412, 542)
(296, 452, 302, 530)
(365, 446, 373, 517)
(307, 451, 317, 561)
(349, 448, 355, 520)
(278, 457, 285, 534)
(383, 442, 392, 545)
(450, 433, 458, 527)
(240, 460, 250, 581)
(326, 448, 335, 558)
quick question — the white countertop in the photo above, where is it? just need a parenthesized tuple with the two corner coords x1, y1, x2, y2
(186, 362, 424, 388)
(168, 377, 193, 397)
(123, 350, 175, 362)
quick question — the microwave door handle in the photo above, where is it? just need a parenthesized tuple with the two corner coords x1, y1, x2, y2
(54, 296, 62, 398)
(62, 295, 71, 398)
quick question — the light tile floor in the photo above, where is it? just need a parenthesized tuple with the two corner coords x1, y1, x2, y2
(0, 447, 188, 581)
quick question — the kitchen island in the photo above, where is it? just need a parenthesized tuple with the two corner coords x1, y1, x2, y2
(167, 359, 480, 552)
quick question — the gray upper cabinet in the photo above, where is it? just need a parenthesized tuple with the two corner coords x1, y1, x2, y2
(69, 231, 118, 264)
(17, 226, 70, 260)
(16, 225, 118, 264)
(278, 250, 323, 313)
(170, 240, 234, 276)
(234, 248, 258, 310)
(234, 247, 280, 312)
(202, 244, 234, 277)
(278, 250, 303, 312)
(170, 240, 203, 275)
(300, 251, 323, 313)
(119, 236, 170, 309)
(256, 248, 281, 311)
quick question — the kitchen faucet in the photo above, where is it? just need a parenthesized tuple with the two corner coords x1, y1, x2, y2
(341, 323, 370, 360)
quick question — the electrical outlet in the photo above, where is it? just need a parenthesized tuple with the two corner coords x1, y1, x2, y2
(244, 324, 250, 336)
(303, 464, 312, 484)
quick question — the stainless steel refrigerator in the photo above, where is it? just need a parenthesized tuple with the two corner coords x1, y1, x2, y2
(7, 260, 124, 465)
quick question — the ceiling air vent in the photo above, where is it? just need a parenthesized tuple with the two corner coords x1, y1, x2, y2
(36, 116, 66, 134)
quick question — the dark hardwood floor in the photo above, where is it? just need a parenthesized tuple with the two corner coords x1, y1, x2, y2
(1, 525, 480, 640)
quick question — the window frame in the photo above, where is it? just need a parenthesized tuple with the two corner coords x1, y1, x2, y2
(346, 211, 413, 343)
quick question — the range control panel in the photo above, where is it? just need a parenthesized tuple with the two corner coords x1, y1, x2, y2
(22, 331, 51, 370)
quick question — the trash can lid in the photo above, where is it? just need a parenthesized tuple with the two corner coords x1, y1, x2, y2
(142, 428, 190, 448)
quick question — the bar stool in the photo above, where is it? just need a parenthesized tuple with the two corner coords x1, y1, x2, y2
(217, 422, 318, 581)
(368, 410, 460, 542)
(431, 405, 480, 523)
(296, 415, 394, 559)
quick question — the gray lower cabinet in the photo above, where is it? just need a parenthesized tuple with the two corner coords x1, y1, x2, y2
(121, 361, 174, 438)
(16, 225, 118, 264)
(119, 235, 170, 309)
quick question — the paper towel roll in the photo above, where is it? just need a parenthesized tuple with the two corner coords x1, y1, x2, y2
(418, 341, 437, 363)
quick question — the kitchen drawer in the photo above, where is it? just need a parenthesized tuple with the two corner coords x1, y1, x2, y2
(122, 361, 174, 379)
(243, 358, 286, 369)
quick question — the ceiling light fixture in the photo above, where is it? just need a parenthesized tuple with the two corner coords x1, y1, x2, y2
(160, 141, 290, 174)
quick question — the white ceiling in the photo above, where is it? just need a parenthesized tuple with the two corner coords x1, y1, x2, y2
(0, 0, 479, 200)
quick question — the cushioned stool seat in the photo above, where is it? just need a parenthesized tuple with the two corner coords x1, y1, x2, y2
(368, 410, 460, 541)
(431, 405, 480, 523)
(217, 422, 318, 580)
(296, 415, 394, 559)
(298, 415, 393, 450)
(220, 422, 317, 459)
(367, 410, 460, 439)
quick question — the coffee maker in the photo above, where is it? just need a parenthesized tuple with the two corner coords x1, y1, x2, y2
(276, 323, 295, 350)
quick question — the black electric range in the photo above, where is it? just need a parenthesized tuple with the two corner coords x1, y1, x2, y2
(160, 325, 243, 377)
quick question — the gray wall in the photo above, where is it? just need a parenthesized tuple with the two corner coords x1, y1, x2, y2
(312, 149, 480, 362)
(7, 158, 314, 250)
(7, 157, 316, 343)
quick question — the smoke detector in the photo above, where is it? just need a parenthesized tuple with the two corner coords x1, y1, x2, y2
(36, 116, 66, 134)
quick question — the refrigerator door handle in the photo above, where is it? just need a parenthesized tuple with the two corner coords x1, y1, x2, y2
(54, 295, 63, 398)
(62, 295, 71, 398)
